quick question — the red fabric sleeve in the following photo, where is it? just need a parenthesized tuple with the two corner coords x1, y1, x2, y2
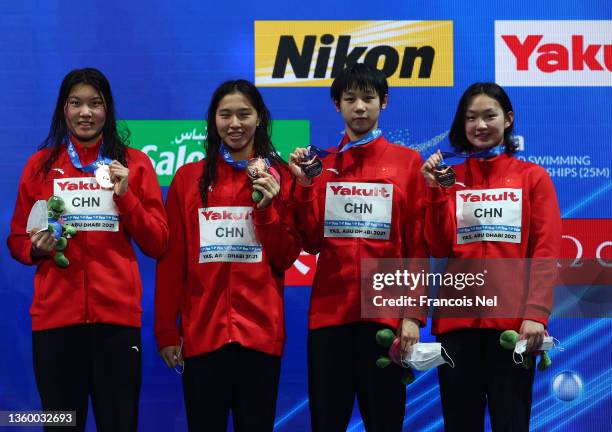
(114, 153, 169, 258)
(293, 180, 322, 255)
(402, 154, 429, 260)
(424, 185, 454, 258)
(402, 153, 429, 326)
(154, 173, 185, 350)
(524, 168, 561, 326)
(253, 175, 302, 273)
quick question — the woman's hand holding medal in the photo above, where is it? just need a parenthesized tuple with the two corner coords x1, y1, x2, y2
(94, 160, 129, 196)
(246, 158, 280, 209)
(421, 150, 456, 188)
(288, 147, 315, 186)
(108, 160, 129, 196)
(421, 150, 444, 187)
(252, 171, 280, 210)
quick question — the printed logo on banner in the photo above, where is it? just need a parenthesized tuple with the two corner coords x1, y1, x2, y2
(513, 133, 610, 182)
(561, 219, 612, 266)
(126, 120, 310, 186)
(255, 21, 454, 87)
(495, 20, 612, 86)
(559, 219, 612, 300)
(516, 153, 611, 180)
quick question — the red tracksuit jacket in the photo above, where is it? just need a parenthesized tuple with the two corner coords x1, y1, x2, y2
(7, 138, 169, 330)
(154, 157, 301, 358)
(425, 153, 561, 334)
(294, 135, 428, 331)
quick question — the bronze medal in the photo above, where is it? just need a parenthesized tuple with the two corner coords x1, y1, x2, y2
(434, 165, 456, 188)
(299, 151, 323, 178)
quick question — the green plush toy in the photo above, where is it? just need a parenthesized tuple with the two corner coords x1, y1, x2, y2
(46, 196, 77, 267)
(375, 328, 416, 385)
(499, 330, 552, 371)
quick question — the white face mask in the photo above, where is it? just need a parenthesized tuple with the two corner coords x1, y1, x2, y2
(401, 342, 455, 371)
(513, 336, 563, 364)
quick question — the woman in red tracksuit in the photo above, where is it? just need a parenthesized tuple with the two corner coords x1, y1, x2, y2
(288, 63, 428, 432)
(7, 68, 169, 432)
(154, 79, 300, 432)
(421, 82, 561, 432)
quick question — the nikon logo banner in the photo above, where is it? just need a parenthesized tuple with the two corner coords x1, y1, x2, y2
(255, 20, 454, 87)
(126, 120, 310, 186)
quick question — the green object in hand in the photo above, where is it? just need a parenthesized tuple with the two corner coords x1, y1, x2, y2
(252, 190, 263, 202)
(375, 328, 416, 386)
(499, 329, 552, 371)
(46, 196, 77, 268)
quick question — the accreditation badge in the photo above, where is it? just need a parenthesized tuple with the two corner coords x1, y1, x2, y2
(456, 188, 522, 244)
(53, 177, 119, 231)
(324, 182, 393, 240)
(198, 206, 262, 263)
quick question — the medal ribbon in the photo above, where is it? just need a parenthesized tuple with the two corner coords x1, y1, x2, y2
(66, 136, 112, 173)
(309, 128, 383, 157)
(438, 145, 505, 166)
(220, 143, 270, 170)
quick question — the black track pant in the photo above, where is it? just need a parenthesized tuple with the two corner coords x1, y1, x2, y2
(437, 328, 536, 432)
(308, 322, 407, 432)
(32, 324, 141, 432)
(182, 343, 281, 432)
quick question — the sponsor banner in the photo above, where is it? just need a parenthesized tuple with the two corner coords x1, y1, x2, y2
(516, 153, 611, 180)
(558, 219, 612, 317)
(495, 20, 612, 86)
(561, 219, 612, 261)
(127, 120, 310, 186)
(560, 219, 612, 285)
(514, 134, 610, 184)
(255, 20, 454, 87)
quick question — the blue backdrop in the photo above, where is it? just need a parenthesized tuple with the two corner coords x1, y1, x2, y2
(0, 1, 610, 431)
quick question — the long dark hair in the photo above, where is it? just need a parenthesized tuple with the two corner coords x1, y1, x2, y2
(39, 68, 129, 176)
(199, 80, 283, 205)
(449, 82, 517, 154)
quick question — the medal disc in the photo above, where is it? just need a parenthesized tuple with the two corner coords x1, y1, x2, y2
(435, 166, 456, 188)
(246, 158, 268, 181)
(299, 151, 323, 178)
(95, 164, 114, 189)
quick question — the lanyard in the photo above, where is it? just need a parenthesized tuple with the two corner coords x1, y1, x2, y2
(309, 128, 382, 157)
(66, 136, 112, 173)
(439, 145, 505, 166)
(219, 143, 270, 170)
